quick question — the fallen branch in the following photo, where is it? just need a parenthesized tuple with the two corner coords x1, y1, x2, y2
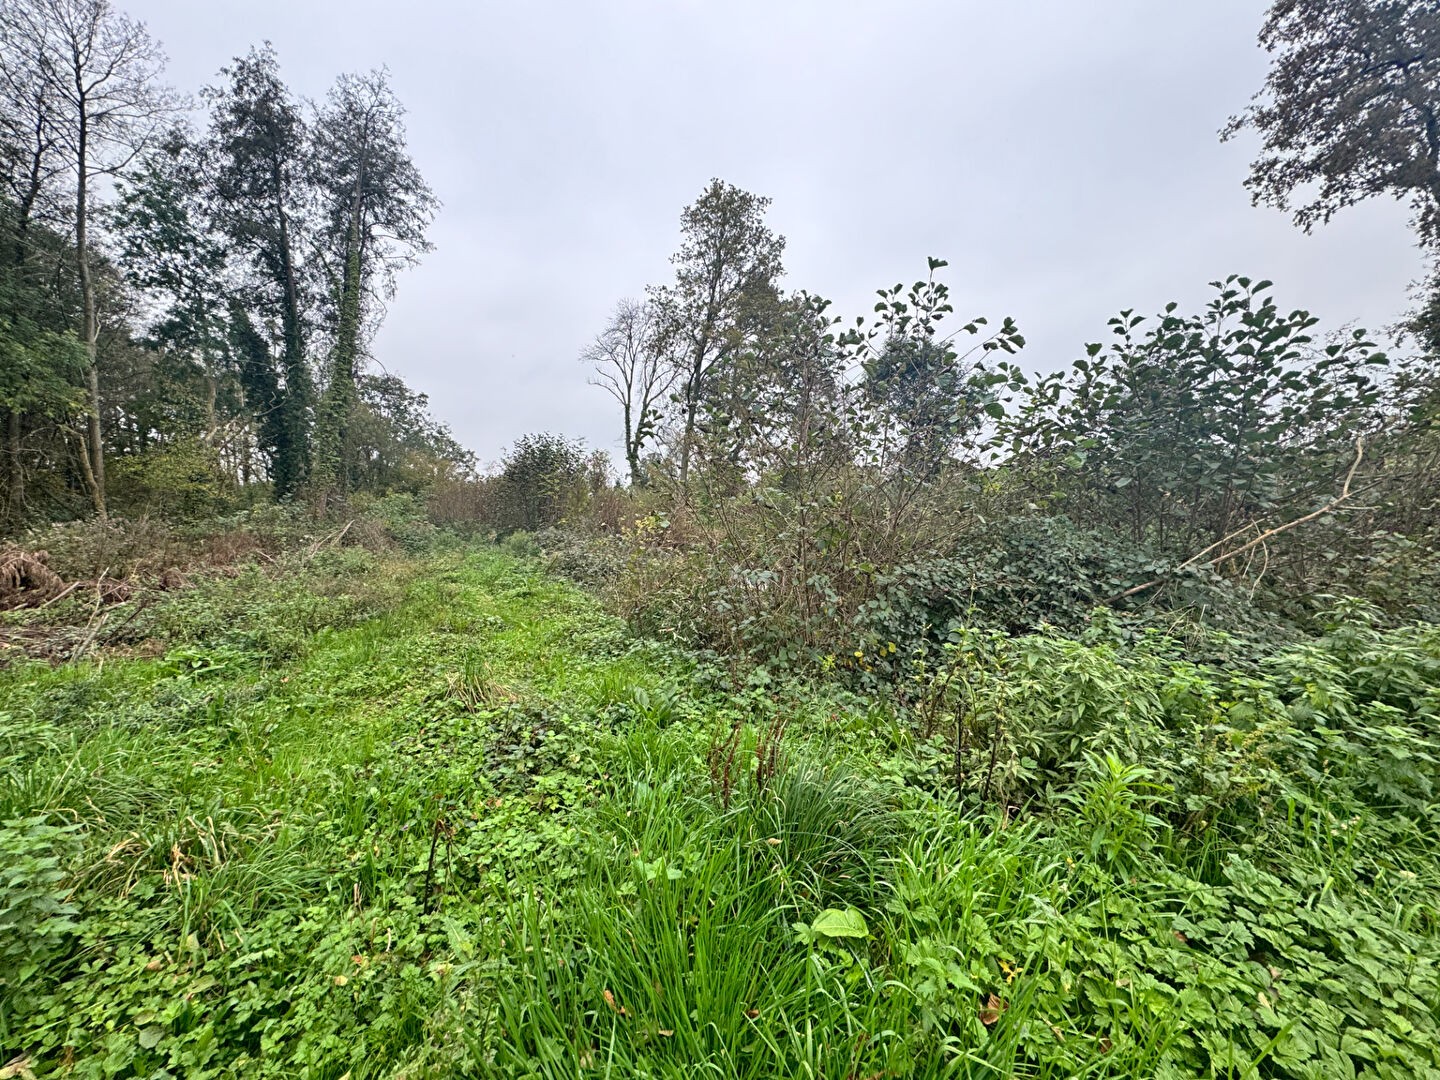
(37, 581, 82, 609)
(305, 520, 355, 560)
(1108, 436, 1366, 605)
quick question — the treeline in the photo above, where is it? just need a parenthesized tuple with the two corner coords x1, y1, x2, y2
(499, 174, 1437, 665)
(493, 119, 1429, 655)
(439, 0, 1440, 664)
(0, 0, 464, 530)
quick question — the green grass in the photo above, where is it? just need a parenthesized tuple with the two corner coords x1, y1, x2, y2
(1, 545, 1437, 1078)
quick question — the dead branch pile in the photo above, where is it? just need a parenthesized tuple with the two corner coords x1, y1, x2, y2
(0, 547, 65, 609)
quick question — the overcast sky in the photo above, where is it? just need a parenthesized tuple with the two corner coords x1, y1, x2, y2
(128, 0, 1424, 467)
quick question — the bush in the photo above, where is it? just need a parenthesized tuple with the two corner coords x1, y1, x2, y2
(426, 475, 499, 535)
(424, 435, 622, 538)
(108, 441, 243, 522)
(495, 434, 601, 533)
(895, 611, 1440, 861)
(348, 492, 438, 552)
(20, 517, 185, 580)
(857, 515, 1258, 651)
(500, 530, 541, 558)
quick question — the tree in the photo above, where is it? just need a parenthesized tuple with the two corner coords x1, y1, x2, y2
(0, 34, 72, 520)
(110, 132, 231, 436)
(203, 44, 312, 498)
(583, 298, 674, 485)
(1412, 268, 1440, 353)
(349, 372, 473, 493)
(308, 69, 436, 499)
(0, 0, 176, 520)
(831, 259, 1023, 559)
(497, 433, 595, 532)
(650, 179, 785, 490)
(1002, 277, 1388, 556)
(860, 268, 1019, 482)
(0, 13, 65, 267)
(228, 298, 284, 485)
(0, 251, 85, 521)
(688, 290, 848, 491)
(1224, 0, 1440, 348)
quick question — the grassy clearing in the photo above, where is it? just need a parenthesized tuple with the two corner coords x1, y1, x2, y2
(1, 545, 1438, 1078)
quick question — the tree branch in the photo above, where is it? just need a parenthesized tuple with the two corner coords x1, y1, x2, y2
(1107, 436, 1366, 604)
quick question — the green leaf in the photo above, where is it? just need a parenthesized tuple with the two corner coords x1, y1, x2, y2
(810, 907, 870, 939)
(138, 1025, 165, 1049)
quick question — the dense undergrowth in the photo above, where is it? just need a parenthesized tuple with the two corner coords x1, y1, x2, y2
(1, 537, 1437, 1078)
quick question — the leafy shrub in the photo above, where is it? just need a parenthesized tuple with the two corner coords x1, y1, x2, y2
(426, 474, 498, 535)
(1000, 278, 1388, 564)
(0, 815, 80, 1009)
(348, 491, 438, 552)
(21, 517, 185, 580)
(129, 551, 406, 663)
(500, 530, 541, 558)
(108, 440, 244, 522)
(896, 611, 1440, 862)
(854, 515, 1261, 668)
(494, 433, 606, 533)
(536, 528, 627, 585)
(1341, 530, 1440, 622)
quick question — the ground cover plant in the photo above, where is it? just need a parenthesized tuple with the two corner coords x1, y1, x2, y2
(1, 539, 1435, 1078)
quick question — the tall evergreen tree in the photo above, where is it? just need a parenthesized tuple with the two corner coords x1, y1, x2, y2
(110, 133, 231, 435)
(308, 69, 435, 499)
(203, 45, 312, 497)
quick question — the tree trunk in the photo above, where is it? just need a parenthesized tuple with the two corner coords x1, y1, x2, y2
(676, 255, 726, 492)
(74, 116, 106, 521)
(678, 396, 694, 489)
(271, 157, 312, 499)
(317, 168, 366, 498)
(326, 244, 363, 493)
(622, 398, 641, 485)
(6, 162, 36, 523)
(677, 333, 708, 491)
(14, 175, 38, 269)
(204, 371, 218, 438)
(5, 408, 22, 520)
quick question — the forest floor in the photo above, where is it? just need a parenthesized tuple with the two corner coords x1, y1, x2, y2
(2, 544, 1437, 1078)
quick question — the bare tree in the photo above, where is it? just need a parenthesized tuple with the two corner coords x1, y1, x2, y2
(0, 18, 64, 517)
(0, 0, 177, 518)
(583, 298, 674, 485)
(0, 20, 64, 263)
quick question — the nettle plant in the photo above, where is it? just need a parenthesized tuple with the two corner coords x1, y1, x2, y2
(0, 815, 80, 1007)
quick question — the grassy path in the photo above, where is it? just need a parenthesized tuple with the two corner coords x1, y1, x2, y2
(1, 548, 671, 1077)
